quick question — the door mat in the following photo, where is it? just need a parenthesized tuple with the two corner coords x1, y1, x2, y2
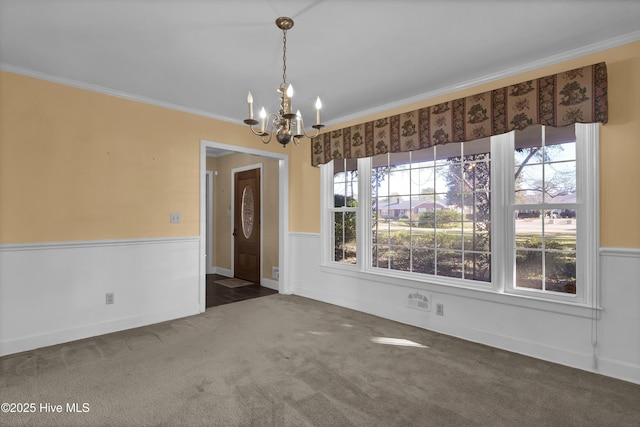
(214, 278, 255, 288)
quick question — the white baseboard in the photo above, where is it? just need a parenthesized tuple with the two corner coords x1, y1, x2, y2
(261, 278, 279, 291)
(213, 266, 233, 277)
(0, 305, 199, 357)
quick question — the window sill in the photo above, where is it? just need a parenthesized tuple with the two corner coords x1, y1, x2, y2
(319, 263, 601, 319)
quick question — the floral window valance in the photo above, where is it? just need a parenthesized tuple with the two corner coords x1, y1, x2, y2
(311, 62, 608, 166)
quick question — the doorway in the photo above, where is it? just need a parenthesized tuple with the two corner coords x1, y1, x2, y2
(199, 140, 289, 313)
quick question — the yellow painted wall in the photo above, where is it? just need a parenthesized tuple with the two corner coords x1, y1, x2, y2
(290, 41, 640, 248)
(0, 72, 286, 244)
(206, 153, 279, 280)
(2, 41, 639, 249)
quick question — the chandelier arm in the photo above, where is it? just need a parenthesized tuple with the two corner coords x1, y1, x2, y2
(248, 124, 266, 137)
(302, 127, 322, 139)
(293, 115, 323, 139)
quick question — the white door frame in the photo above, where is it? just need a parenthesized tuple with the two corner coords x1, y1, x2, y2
(205, 170, 214, 274)
(199, 140, 289, 312)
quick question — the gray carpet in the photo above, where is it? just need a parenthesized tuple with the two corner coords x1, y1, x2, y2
(1, 295, 638, 426)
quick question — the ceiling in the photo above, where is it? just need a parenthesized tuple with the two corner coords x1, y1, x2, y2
(1, 0, 639, 130)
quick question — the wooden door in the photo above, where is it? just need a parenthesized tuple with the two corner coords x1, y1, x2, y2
(233, 168, 261, 283)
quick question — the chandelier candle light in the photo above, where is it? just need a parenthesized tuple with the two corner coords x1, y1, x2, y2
(244, 17, 324, 146)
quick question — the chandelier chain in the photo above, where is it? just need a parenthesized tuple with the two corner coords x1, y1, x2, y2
(282, 29, 287, 86)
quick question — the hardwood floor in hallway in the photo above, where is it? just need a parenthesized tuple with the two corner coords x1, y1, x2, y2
(205, 274, 278, 308)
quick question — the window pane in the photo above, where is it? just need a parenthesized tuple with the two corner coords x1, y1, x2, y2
(545, 251, 576, 294)
(379, 197, 397, 216)
(334, 175, 358, 209)
(463, 221, 490, 252)
(388, 165, 411, 197)
(546, 141, 576, 162)
(333, 171, 346, 207)
(516, 164, 543, 204)
(333, 212, 344, 261)
(516, 211, 542, 249)
(464, 192, 491, 222)
(333, 212, 356, 264)
(372, 219, 389, 249)
(412, 228, 435, 249)
(372, 166, 390, 198)
(415, 198, 437, 220)
(545, 210, 577, 251)
(373, 245, 389, 269)
(437, 250, 463, 278)
(515, 126, 577, 210)
(464, 253, 491, 282)
(412, 248, 435, 274)
(333, 159, 358, 207)
(411, 167, 436, 196)
(464, 161, 490, 193)
(390, 245, 411, 271)
(347, 175, 359, 203)
(544, 161, 576, 202)
(516, 250, 542, 290)
(389, 229, 410, 246)
(437, 229, 462, 250)
(436, 164, 460, 193)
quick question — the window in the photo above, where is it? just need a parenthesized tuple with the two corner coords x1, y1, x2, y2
(512, 126, 578, 294)
(321, 124, 598, 305)
(370, 140, 491, 282)
(330, 159, 358, 264)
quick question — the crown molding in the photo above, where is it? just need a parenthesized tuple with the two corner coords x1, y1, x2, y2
(0, 63, 245, 126)
(324, 31, 640, 127)
(2, 31, 639, 128)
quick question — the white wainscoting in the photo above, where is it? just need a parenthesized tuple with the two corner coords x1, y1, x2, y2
(0, 237, 201, 357)
(289, 233, 640, 385)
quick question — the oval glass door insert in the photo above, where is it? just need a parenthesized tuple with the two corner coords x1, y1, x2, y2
(241, 185, 254, 238)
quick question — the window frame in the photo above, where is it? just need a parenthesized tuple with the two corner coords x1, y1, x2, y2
(500, 124, 599, 305)
(320, 123, 599, 309)
(320, 158, 368, 268)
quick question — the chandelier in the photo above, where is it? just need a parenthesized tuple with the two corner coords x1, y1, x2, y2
(244, 17, 324, 146)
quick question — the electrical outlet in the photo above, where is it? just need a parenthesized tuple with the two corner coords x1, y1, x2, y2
(436, 303, 444, 316)
(170, 212, 181, 223)
(272, 266, 280, 280)
(106, 292, 114, 305)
